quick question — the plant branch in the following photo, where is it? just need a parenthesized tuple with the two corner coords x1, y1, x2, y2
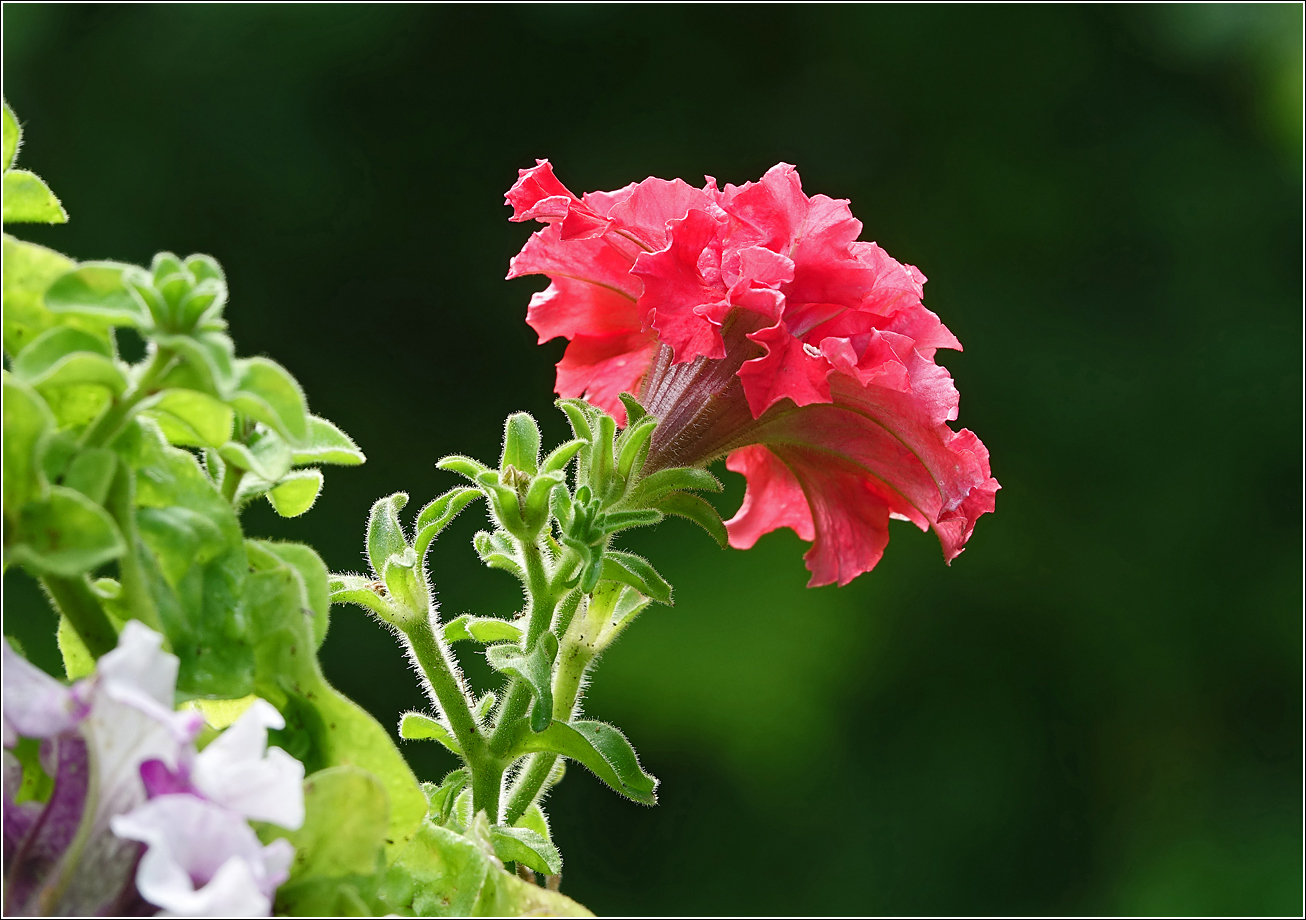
(41, 574, 118, 659)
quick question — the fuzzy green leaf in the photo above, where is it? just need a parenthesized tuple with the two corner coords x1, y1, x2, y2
(632, 466, 723, 502)
(2, 235, 102, 358)
(146, 389, 234, 448)
(3, 372, 53, 521)
(2, 170, 66, 224)
(230, 357, 309, 444)
(651, 490, 729, 547)
(501, 412, 541, 476)
(61, 448, 117, 506)
(413, 487, 481, 562)
(271, 765, 389, 885)
(219, 428, 293, 484)
(399, 712, 463, 756)
(290, 415, 364, 466)
(600, 550, 672, 605)
(152, 331, 237, 397)
(43, 262, 146, 328)
(512, 720, 658, 806)
(366, 492, 408, 579)
(3, 102, 18, 170)
(8, 485, 124, 577)
(486, 631, 558, 733)
(490, 825, 562, 876)
(267, 469, 323, 518)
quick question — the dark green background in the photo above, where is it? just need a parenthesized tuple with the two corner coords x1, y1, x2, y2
(4, 4, 1301, 915)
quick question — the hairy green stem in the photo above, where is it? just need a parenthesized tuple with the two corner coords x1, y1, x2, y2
(105, 464, 162, 635)
(221, 467, 245, 505)
(79, 347, 175, 449)
(41, 575, 118, 659)
(403, 616, 481, 756)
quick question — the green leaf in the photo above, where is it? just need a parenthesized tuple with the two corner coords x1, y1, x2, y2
(11, 327, 111, 377)
(486, 632, 558, 733)
(61, 447, 117, 506)
(219, 428, 293, 483)
(500, 412, 541, 475)
(8, 485, 125, 577)
(146, 389, 234, 448)
(3, 235, 104, 358)
(413, 487, 481, 562)
(274, 765, 389, 881)
(2, 169, 66, 224)
(247, 547, 426, 858)
(511, 720, 658, 806)
(399, 712, 463, 756)
(116, 419, 254, 697)
(489, 825, 562, 876)
(651, 490, 729, 547)
(365, 493, 408, 579)
(3, 101, 18, 170)
(615, 415, 658, 484)
(329, 573, 400, 626)
(617, 391, 647, 426)
(259, 541, 331, 650)
(632, 466, 723, 502)
(57, 613, 96, 680)
(3, 372, 53, 522)
(515, 803, 551, 842)
(267, 469, 323, 518)
(290, 415, 365, 466)
(600, 550, 672, 605)
(230, 357, 309, 444)
(598, 508, 663, 535)
(556, 398, 593, 441)
(9, 327, 126, 429)
(377, 822, 492, 917)
(436, 454, 491, 483)
(444, 615, 524, 645)
(43, 262, 147, 327)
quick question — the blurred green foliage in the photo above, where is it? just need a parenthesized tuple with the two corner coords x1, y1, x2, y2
(3, 4, 1299, 915)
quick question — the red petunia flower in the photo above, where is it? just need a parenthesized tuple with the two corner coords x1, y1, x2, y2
(507, 160, 998, 586)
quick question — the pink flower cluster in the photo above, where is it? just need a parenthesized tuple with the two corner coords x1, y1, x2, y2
(507, 160, 998, 585)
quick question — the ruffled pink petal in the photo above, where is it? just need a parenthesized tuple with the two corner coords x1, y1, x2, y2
(605, 177, 719, 252)
(631, 208, 731, 362)
(723, 445, 814, 548)
(525, 277, 643, 344)
(738, 321, 833, 416)
(506, 160, 582, 222)
(719, 163, 812, 252)
(508, 224, 642, 299)
(554, 331, 659, 423)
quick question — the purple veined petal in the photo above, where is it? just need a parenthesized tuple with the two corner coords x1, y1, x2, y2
(2, 638, 84, 746)
(111, 794, 293, 917)
(192, 700, 305, 830)
(2, 734, 91, 915)
(3, 749, 43, 878)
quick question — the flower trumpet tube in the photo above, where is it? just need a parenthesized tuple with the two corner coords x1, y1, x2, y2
(507, 160, 999, 586)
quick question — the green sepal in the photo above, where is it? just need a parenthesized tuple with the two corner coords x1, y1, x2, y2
(229, 357, 309, 445)
(399, 712, 463, 756)
(365, 492, 409, 579)
(615, 415, 657, 484)
(476, 470, 528, 535)
(489, 825, 562, 876)
(591, 413, 617, 499)
(436, 454, 491, 483)
(8, 485, 125, 577)
(651, 490, 729, 547)
(541, 439, 585, 475)
(267, 469, 323, 518)
(2, 169, 66, 224)
(381, 548, 426, 617)
(631, 466, 722, 503)
(599, 508, 663, 535)
(290, 415, 365, 466)
(522, 470, 564, 533)
(413, 487, 481, 562)
(617, 392, 647, 426)
(600, 550, 672, 605)
(500, 411, 541, 476)
(556, 398, 593, 442)
(486, 631, 558, 733)
(510, 719, 658, 806)
(43, 262, 147, 328)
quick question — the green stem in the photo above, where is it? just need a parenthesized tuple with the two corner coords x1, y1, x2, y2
(221, 467, 245, 505)
(105, 464, 162, 634)
(403, 616, 481, 756)
(79, 347, 175, 449)
(41, 575, 118, 659)
(503, 634, 595, 825)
